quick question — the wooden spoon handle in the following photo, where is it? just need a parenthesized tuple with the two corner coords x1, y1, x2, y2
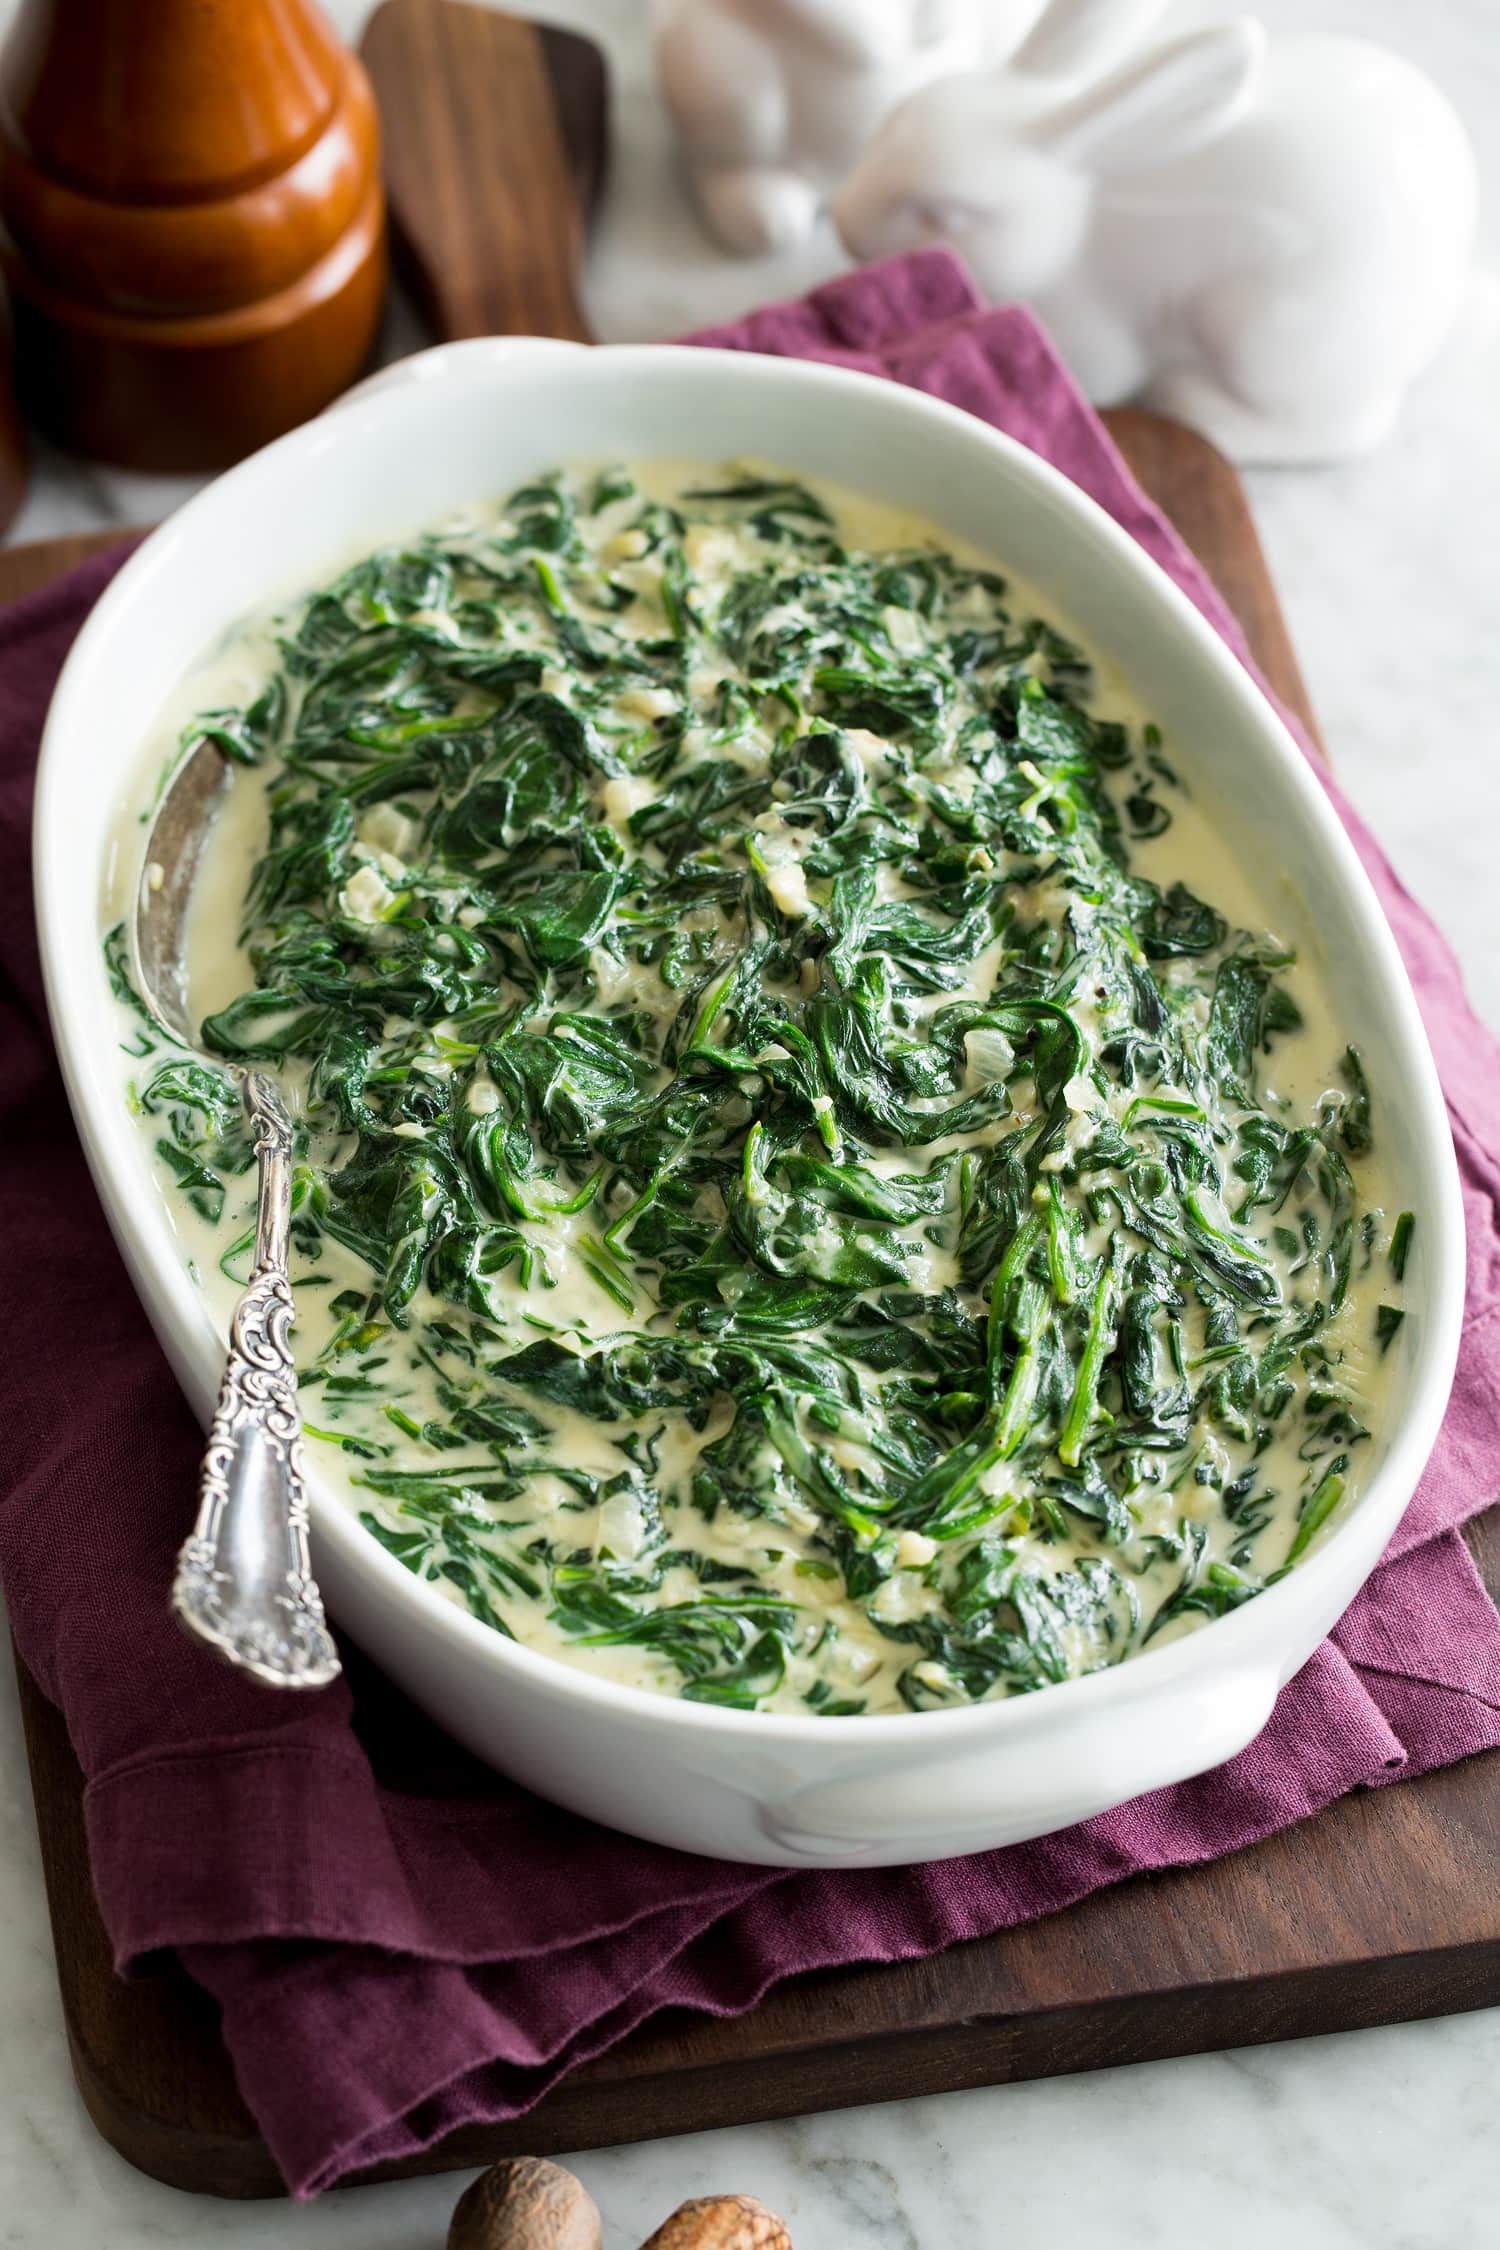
(361, 0, 595, 343)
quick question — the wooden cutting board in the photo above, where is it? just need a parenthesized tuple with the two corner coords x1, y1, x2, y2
(10, 425, 1500, 2196)
(10, 0, 1497, 2202)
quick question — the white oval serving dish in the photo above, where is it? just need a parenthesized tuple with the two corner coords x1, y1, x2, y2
(33, 338, 1465, 1867)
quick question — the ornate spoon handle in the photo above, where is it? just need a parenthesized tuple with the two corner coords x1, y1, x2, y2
(171, 1071, 341, 1688)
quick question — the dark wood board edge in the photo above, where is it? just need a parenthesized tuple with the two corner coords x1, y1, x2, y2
(537, 21, 610, 228)
(1104, 409, 1324, 758)
(0, 525, 126, 598)
(10, 419, 1497, 2202)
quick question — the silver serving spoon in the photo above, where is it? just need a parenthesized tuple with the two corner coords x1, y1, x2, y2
(134, 741, 341, 1689)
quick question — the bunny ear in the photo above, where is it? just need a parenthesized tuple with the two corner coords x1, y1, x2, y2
(1011, 0, 1170, 82)
(1043, 20, 1266, 174)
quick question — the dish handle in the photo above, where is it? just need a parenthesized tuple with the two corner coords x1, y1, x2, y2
(756, 1668, 1282, 1862)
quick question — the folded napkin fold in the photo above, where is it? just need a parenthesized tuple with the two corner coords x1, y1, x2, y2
(3, 252, 1500, 2199)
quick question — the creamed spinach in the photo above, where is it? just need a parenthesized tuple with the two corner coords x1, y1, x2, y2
(117, 462, 1408, 1715)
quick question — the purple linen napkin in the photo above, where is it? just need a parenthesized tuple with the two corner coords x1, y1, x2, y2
(2, 251, 1498, 2198)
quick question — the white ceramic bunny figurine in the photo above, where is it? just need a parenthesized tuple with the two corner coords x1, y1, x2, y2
(834, 0, 1480, 462)
(651, 0, 1030, 256)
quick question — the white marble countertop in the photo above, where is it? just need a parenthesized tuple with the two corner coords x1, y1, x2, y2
(3, 1, 1498, 2242)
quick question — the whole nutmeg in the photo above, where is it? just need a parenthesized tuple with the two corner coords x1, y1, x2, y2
(448, 2157, 604, 2250)
(639, 2194, 792, 2248)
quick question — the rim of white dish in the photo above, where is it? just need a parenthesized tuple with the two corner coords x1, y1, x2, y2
(33, 337, 1468, 1746)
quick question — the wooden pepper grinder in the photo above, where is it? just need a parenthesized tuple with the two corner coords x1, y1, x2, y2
(0, 0, 386, 471)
